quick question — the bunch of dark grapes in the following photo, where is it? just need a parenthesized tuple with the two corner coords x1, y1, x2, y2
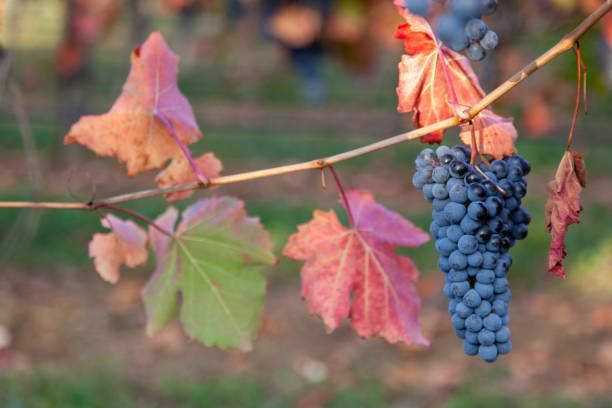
(412, 145, 531, 362)
(401, 0, 499, 61)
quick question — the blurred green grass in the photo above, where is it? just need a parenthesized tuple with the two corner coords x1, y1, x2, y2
(4, 368, 609, 407)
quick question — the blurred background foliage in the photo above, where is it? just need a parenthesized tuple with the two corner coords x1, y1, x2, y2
(0, 0, 612, 406)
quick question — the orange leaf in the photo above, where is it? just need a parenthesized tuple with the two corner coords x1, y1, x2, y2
(89, 214, 149, 283)
(544, 151, 586, 278)
(64, 31, 201, 176)
(459, 110, 518, 159)
(155, 152, 223, 202)
(283, 190, 430, 345)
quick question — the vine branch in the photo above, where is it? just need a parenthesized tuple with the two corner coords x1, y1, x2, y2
(0, 0, 610, 212)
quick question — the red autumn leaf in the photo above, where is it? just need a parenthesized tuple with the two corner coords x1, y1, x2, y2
(545, 151, 587, 278)
(64, 31, 202, 177)
(459, 110, 518, 159)
(89, 214, 149, 283)
(394, 12, 517, 157)
(155, 152, 223, 202)
(283, 189, 430, 345)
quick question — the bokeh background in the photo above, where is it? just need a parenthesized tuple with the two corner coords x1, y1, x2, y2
(1, 0, 612, 406)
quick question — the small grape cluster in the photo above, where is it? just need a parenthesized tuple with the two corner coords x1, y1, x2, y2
(412, 145, 531, 362)
(402, 0, 499, 61)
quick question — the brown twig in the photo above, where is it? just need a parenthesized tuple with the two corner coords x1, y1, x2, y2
(0, 1, 610, 213)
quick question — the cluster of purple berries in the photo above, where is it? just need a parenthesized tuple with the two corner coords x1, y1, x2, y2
(413, 145, 531, 362)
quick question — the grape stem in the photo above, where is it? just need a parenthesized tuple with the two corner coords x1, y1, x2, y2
(328, 166, 355, 228)
(0, 1, 610, 212)
(567, 42, 582, 150)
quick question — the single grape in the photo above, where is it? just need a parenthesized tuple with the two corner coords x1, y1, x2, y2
(465, 330, 479, 344)
(433, 198, 450, 211)
(458, 235, 479, 255)
(490, 160, 507, 178)
(480, 0, 498, 15)
(448, 299, 459, 315)
(467, 183, 486, 201)
(450, 33, 470, 52)
(482, 252, 497, 269)
(495, 327, 510, 343)
(479, 344, 498, 362)
(449, 183, 468, 203)
(438, 256, 451, 272)
(467, 251, 483, 267)
(465, 314, 483, 332)
(476, 226, 492, 244)
(482, 180, 498, 196)
(448, 268, 469, 282)
(436, 145, 454, 158)
(467, 42, 486, 61)
(485, 196, 503, 217)
(451, 281, 471, 298)
(467, 202, 488, 221)
(476, 269, 495, 284)
(449, 160, 470, 178)
(463, 289, 482, 308)
(484, 313, 502, 331)
(449, 251, 469, 270)
(437, 237, 458, 257)
(497, 341, 512, 355)
(432, 183, 449, 199)
(493, 278, 508, 294)
(474, 300, 492, 317)
(465, 18, 488, 41)
(481, 30, 499, 50)
(512, 223, 528, 240)
(455, 328, 467, 339)
(455, 301, 473, 319)
(463, 340, 479, 355)
(460, 215, 482, 235)
(495, 289, 512, 303)
(446, 225, 464, 242)
(465, 172, 483, 185)
(478, 329, 495, 346)
(475, 282, 494, 299)
(514, 182, 527, 199)
(412, 171, 429, 188)
(422, 184, 434, 202)
(444, 202, 467, 224)
(452, 314, 466, 329)
(492, 299, 508, 316)
(452, 146, 470, 162)
(433, 166, 450, 183)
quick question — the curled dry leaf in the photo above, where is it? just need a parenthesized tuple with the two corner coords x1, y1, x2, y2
(283, 189, 430, 345)
(394, 11, 517, 157)
(89, 214, 149, 284)
(458, 110, 518, 159)
(155, 152, 223, 202)
(143, 196, 276, 350)
(64, 31, 202, 176)
(545, 151, 586, 278)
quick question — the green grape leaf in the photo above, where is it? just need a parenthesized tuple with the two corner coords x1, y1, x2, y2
(143, 196, 276, 350)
